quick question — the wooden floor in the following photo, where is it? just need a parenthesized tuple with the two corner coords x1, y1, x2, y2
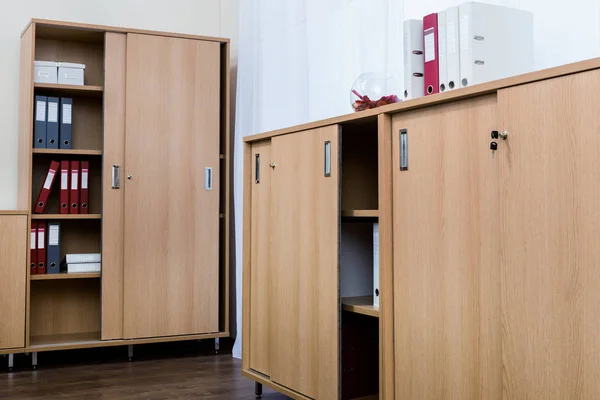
(0, 351, 288, 399)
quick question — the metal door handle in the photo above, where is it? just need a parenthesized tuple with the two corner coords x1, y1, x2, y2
(112, 165, 120, 188)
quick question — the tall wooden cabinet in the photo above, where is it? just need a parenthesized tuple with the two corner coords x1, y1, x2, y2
(0, 19, 230, 356)
(243, 59, 600, 399)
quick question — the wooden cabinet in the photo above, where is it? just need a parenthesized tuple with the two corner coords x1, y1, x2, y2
(2, 19, 231, 356)
(0, 213, 28, 350)
(243, 59, 600, 400)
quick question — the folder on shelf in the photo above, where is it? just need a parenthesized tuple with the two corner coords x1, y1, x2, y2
(446, 6, 460, 91)
(60, 160, 70, 214)
(46, 97, 59, 149)
(65, 253, 101, 263)
(34, 96, 47, 148)
(80, 161, 89, 214)
(70, 160, 80, 214)
(403, 19, 425, 100)
(459, 2, 533, 88)
(30, 221, 37, 275)
(437, 10, 447, 93)
(37, 221, 47, 274)
(47, 221, 60, 274)
(59, 98, 73, 149)
(60, 262, 101, 274)
(34, 160, 60, 214)
(373, 223, 380, 308)
(423, 13, 439, 96)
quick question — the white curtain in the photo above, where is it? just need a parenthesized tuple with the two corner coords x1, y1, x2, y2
(232, 0, 404, 359)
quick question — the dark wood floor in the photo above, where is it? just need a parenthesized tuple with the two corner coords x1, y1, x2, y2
(0, 348, 289, 399)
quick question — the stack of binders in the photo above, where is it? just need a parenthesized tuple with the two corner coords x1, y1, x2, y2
(34, 97, 72, 149)
(34, 160, 90, 214)
(30, 220, 61, 275)
(403, 1, 533, 99)
(60, 253, 101, 274)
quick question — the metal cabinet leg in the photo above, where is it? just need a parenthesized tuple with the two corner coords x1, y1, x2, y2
(255, 382, 263, 398)
(128, 345, 133, 362)
(8, 354, 14, 372)
(214, 338, 220, 355)
(32, 352, 37, 370)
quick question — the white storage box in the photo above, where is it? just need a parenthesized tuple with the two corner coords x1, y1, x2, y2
(34, 61, 58, 84)
(58, 62, 86, 85)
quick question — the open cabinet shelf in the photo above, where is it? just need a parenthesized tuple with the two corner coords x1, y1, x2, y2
(31, 272, 101, 281)
(33, 82, 104, 97)
(342, 296, 379, 318)
(342, 210, 379, 218)
(32, 148, 103, 156)
(29, 331, 101, 348)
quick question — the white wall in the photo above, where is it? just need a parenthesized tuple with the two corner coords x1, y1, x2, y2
(404, 0, 600, 70)
(0, 0, 239, 209)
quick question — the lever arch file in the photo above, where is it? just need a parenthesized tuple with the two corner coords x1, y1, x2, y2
(47, 221, 60, 274)
(37, 221, 47, 274)
(30, 221, 37, 275)
(34, 160, 60, 214)
(59, 98, 73, 149)
(34, 96, 47, 148)
(438, 10, 448, 92)
(423, 13, 439, 96)
(80, 161, 89, 213)
(60, 160, 70, 214)
(70, 161, 80, 214)
(403, 19, 425, 100)
(46, 97, 60, 149)
(446, 6, 460, 90)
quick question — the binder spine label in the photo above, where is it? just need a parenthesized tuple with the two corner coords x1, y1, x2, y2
(71, 172, 78, 190)
(30, 232, 35, 248)
(49, 225, 59, 246)
(44, 170, 56, 189)
(82, 170, 89, 189)
(36, 101, 46, 121)
(62, 171, 68, 188)
(48, 102, 58, 123)
(460, 14, 470, 51)
(447, 20, 457, 54)
(63, 103, 72, 124)
(38, 232, 45, 249)
(424, 28, 436, 62)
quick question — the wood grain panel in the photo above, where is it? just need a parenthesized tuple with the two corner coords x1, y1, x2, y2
(220, 41, 231, 334)
(30, 279, 100, 336)
(242, 143, 252, 371)
(0, 215, 27, 349)
(249, 140, 271, 375)
(101, 32, 126, 340)
(123, 34, 221, 339)
(270, 126, 339, 399)
(35, 39, 105, 86)
(392, 95, 501, 400)
(18, 25, 34, 211)
(498, 69, 600, 400)
(377, 113, 394, 400)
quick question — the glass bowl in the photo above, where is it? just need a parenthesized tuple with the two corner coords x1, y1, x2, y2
(350, 72, 401, 112)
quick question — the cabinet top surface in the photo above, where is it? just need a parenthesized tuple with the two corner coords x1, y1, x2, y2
(244, 57, 600, 143)
(23, 18, 230, 43)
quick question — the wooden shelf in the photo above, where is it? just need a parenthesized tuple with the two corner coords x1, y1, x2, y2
(29, 331, 101, 348)
(31, 214, 101, 220)
(342, 296, 379, 318)
(31, 272, 101, 281)
(32, 149, 102, 156)
(342, 210, 379, 218)
(34, 83, 104, 97)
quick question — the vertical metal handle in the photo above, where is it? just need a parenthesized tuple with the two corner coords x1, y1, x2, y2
(324, 141, 331, 177)
(112, 165, 120, 188)
(255, 154, 260, 183)
(400, 129, 408, 170)
(205, 167, 213, 190)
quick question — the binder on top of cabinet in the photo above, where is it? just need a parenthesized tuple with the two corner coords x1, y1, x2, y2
(459, 2, 533, 87)
(47, 221, 60, 274)
(403, 19, 425, 100)
(30, 221, 37, 275)
(70, 161, 79, 214)
(59, 98, 72, 149)
(437, 10, 448, 92)
(34, 95, 47, 148)
(34, 160, 60, 214)
(445, 6, 460, 91)
(37, 221, 46, 274)
(423, 13, 439, 95)
(46, 97, 59, 149)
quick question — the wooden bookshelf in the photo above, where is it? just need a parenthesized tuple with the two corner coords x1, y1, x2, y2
(342, 296, 379, 318)
(34, 82, 103, 97)
(32, 149, 103, 156)
(31, 214, 101, 220)
(31, 272, 101, 280)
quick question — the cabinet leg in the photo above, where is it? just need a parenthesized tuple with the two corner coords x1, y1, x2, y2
(255, 382, 262, 398)
(31, 352, 37, 370)
(128, 345, 133, 362)
(8, 354, 14, 372)
(214, 338, 220, 355)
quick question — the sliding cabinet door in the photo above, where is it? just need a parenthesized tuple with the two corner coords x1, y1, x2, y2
(392, 96, 501, 400)
(498, 70, 600, 400)
(123, 33, 221, 339)
(270, 126, 340, 399)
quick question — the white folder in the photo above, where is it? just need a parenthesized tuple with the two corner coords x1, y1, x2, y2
(459, 2, 533, 88)
(446, 6, 460, 90)
(438, 10, 448, 92)
(403, 19, 425, 100)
